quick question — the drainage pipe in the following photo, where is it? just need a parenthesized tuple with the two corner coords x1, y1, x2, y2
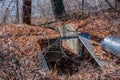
(101, 35, 120, 57)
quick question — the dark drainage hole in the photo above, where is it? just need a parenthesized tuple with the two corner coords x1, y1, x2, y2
(47, 53, 99, 75)
(47, 57, 80, 75)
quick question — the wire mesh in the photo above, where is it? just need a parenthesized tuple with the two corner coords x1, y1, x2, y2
(0, 0, 119, 24)
(0, 0, 119, 79)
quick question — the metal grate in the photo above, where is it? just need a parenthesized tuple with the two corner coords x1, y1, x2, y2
(38, 53, 49, 71)
(78, 33, 112, 67)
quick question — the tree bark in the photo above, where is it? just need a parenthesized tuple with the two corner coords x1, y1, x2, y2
(51, 0, 66, 19)
(23, 0, 31, 24)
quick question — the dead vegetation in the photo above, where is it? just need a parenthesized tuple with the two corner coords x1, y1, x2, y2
(0, 1, 120, 80)
(0, 9, 120, 79)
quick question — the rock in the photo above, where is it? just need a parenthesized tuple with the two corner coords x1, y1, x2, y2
(58, 24, 80, 55)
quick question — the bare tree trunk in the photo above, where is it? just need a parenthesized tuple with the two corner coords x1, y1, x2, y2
(116, 0, 120, 9)
(51, 0, 66, 19)
(16, 0, 19, 24)
(23, 0, 31, 24)
(82, 0, 84, 10)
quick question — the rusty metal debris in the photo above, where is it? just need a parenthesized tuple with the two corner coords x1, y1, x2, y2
(39, 33, 106, 68)
(38, 32, 113, 69)
(101, 35, 120, 58)
(38, 24, 119, 69)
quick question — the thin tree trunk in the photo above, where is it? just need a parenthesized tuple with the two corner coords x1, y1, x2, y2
(23, 0, 31, 24)
(16, 0, 19, 24)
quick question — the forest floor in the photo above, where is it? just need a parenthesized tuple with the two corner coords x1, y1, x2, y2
(0, 10, 120, 80)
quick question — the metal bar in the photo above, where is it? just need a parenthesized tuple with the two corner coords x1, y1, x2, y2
(42, 33, 80, 42)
